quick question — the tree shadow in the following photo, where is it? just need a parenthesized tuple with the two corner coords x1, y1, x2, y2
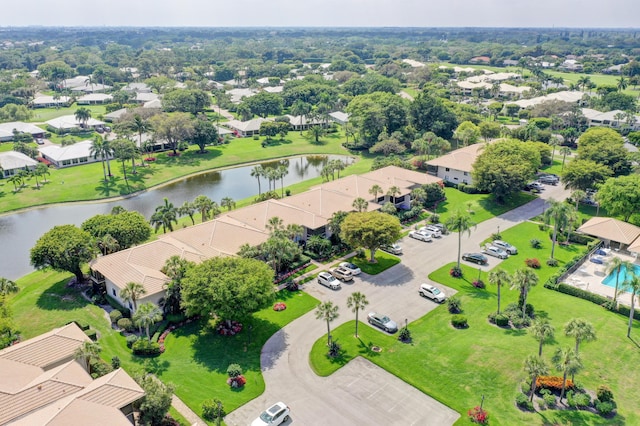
(131, 356, 171, 376)
(36, 276, 92, 311)
(503, 327, 528, 337)
(356, 337, 382, 358)
(95, 179, 119, 197)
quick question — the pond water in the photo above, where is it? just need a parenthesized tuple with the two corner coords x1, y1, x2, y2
(0, 154, 353, 280)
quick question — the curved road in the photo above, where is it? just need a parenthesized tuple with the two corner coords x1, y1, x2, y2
(225, 185, 569, 426)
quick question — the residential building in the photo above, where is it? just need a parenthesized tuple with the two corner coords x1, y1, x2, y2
(122, 82, 151, 93)
(581, 108, 640, 131)
(329, 111, 350, 125)
(76, 93, 113, 105)
(45, 115, 106, 133)
(512, 90, 585, 109)
(285, 114, 323, 131)
(0, 151, 38, 178)
(39, 140, 105, 168)
(31, 95, 72, 109)
(226, 88, 256, 103)
(224, 118, 269, 137)
(426, 143, 487, 186)
(0, 122, 45, 142)
(577, 217, 640, 251)
(0, 323, 145, 425)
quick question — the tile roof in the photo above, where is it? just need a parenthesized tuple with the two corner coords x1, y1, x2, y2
(45, 115, 105, 130)
(426, 143, 488, 173)
(577, 217, 640, 245)
(0, 151, 38, 171)
(38, 140, 94, 162)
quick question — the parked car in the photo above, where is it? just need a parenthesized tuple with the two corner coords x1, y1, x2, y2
(420, 225, 442, 238)
(492, 240, 518, 255)
(380, 243, 402, 255)
(462, 253, 488, 265)
(525, 181, 544, 192)
(537, 174, 559, 185)
(35, 138, 45, 145)
(251, 402, 290, 426)
(419, 283, 446, 303)
(317, 271, 341, 290)
(339, 262, 361, 275)
(482, 245, 509, 259)
(96, 127, 105, 134)
(409, 230, 433, 242)
(330, 266, 354, 282)
(367, 312, 398, 333)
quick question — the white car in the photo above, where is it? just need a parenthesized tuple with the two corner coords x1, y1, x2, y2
(252, 402, 290, 426)
(492, 240, 518, 255)
(380, 243, 402, 255)
(409, 230, 433, 242)
(339, 262, 361, 275)
(482, 245, 509, 259)
(419, 225, 442, 238)
(317, 271, 341, 290)
(419, 283, 446, 303)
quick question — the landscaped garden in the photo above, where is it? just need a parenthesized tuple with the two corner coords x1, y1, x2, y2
(309, 221, 640, 425)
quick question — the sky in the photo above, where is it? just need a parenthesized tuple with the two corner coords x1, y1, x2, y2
(0, 0, 639, 28)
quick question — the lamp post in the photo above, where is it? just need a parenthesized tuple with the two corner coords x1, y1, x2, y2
(497, 225, 500, 237)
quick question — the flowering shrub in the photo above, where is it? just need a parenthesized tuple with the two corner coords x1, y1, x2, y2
(166, 152, 180, 157)
(412, 159, 427, 170)
(525, 258, 541, 269)
(144, 157, 156, 162)
(472, 280, 485, 289)
(450, 266, 463, 278)
(468, 406, 488, 424)
(274, 262, 311, 285)
(227, 375, 247, 388)
(536, 376, 574, 392)
(217, 320, 243, 336)
(273, 302, 287, 311)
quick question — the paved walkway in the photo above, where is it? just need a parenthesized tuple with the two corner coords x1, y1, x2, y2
(172, 395, 207, 426)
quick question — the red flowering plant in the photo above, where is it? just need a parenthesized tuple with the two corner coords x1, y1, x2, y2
(468, 406, 489, 424)
(273, 302, 287, 311)
(472, 280, 485, 289)
(216, 320, 243, 336)
(450, 266, 463, 278)
(525, 258, 541, 269)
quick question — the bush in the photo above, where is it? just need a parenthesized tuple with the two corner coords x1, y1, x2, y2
(543, 393, 556, 407)
(84, 329, 97, 340)
(472, 280, 485, 289)
(328, 340, 341, 357)
(597, 385, 614, 403)
(447, 296, 462, 314)
(202, 399, 225, 422)
(111, 356, 121, 369)
(451, 315, 468, 328)
(227, 375, 247, 388)
(429, 214, 440, 224)
(536, 376, 574, 392)
(398, 327, 412, 343)
(132, 339, 161, 356)
(117, 318, 133, 331)
(546, 258, 559, 267)
(571, 392, 591, 408)
(521, 381, 530, 395)
(495, 314, 510, 327)
(515, 392, 533, 410)
(449, 266, 463, 278)
(511, 316, 531, 328)
(109, 310, 123, 323)
(568, 232, 594, 245)
(467, 406, 489, 424)
(530, 239, 542, 249)
(525, 258, 541, 269)
(227, 364, 243, 378)
(595, 400, 615, 416)
(126, 334, 139, 348)
(462, 185, 479, 194)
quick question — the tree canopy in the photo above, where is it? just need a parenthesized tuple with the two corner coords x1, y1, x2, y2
(81, 210, 151, 250)
(596, 174, 640, 221)
(577, 127, 630, 176)
(340, 211, 402, 262)
(561, 159, 612, 191)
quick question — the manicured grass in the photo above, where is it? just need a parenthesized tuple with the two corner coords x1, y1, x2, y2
(290, 264, 318, 279)
(540, 158, 565, 177)
(435, 187, 536, 224)
(350, 251, 401, 275)
(0, 130, 354, 214)
(28, 105, 108, 122)
(310, 221, 640, 425)
(167, 407, 191, 426)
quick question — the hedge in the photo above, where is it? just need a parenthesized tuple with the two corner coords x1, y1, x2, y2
(84, 329, 97, 341)
(109, 310, 123, 323)
(545, 282, 640, 321)
(106, 295, 131, 318)
(132, 339, 161, 356)
(68, 320, 90, 331)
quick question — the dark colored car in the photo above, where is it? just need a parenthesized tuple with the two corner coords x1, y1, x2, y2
(462, 252, 488, 265)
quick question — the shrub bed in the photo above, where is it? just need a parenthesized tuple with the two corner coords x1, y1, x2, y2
(451, 315, 468, 328)
(109, 310, 122, 323)
(536, 376, 574, 393)
(132, 339, 161, 356)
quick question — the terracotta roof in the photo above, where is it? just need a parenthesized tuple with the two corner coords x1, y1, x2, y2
(426, 143, 488, 173)
(628, 236, 640, 254)
(577, 217, 640, 245)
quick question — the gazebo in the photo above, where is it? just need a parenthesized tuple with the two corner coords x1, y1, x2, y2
(577, 217, 640, 251)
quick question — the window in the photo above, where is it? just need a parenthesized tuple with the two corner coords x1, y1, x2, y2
(463, 172, 468, 176)
(129, 302, 133, 309)
(72, 158, 79, 164)
(79, 157, 88, 163)
(445, 168, 450, 172)
(62, 160, 71, 166)
(112, 288, 116, 296)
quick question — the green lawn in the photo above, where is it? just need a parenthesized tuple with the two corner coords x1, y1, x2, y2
(349, 251, 401, 275)
(435, 187, 536, 224)
(29, 105, 108, 123)
(310, 221, 640, 425)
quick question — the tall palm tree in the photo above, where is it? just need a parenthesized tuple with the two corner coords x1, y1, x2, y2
(277, 164, 289, 197)
(98, 233, 119, 256)
(290, 100, 312, 134)
(524, 355, 549, 402)
(386, 186, 401, 204)
(151, 198, 178, 233)
(221, 197, 236, 211)
(128, 114, 153, 152)
(511, 268, 539, 320)
(84, 75, 95, 92)
(530, 318, 555, 356)
(488, 269, 510, 315)
(577, 76, 591, 92)
(250, 165, 264, 195)
(74, 341, 101, 374)
(543, 199, 576, 260)
(74, 107, 92, 129)
(552, 347, 583, 402)
(620, 274, 640, 338)
(8, 174, 22, 192)
(559, 146, 572, 170)
(111, 138, 137, 190)
(571, 189, 586, 210)
(564, 318, 596, 379)
(369, 184, 383, 202)
(133, 302, 163, 340)
(352, 197, 368, 212)
(346, 292, 369, 337)
(445, 210, 476, 269)
(606, 258, 635, 304)
(193, 195, 215, 223)
(315, 301, 339, 346)
(617, 76, 628, 92)
(120, 281, 147, 311)
(178, 201, 196, 225)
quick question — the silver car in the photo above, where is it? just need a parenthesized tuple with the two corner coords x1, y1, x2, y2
(482, 245, 509, 259)
(492, 240, 517, 255)
(367, 312, 398, 333)
(409, 230, 433, 242)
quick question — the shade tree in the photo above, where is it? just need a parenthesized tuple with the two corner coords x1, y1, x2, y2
(340, 212, 402, 262)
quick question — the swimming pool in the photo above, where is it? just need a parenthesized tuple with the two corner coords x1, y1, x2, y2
(601, 264, 640, 289)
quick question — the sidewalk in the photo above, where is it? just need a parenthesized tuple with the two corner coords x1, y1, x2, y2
(172, 395, 207, 426)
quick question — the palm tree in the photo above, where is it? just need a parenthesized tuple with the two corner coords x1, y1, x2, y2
(488, 269, 510, 315)
(346, 292, 369, 337)
(543, 199, 576, 260)
(277, 164, 289, 197)
(445, 210, 476, 269)
(74, 107, 92, 129)
(352, 197, 368, 212)
(511, 268, 539, 320)
(369, 184, 383, 202)
(620, 274, 640, 338)
(559, 146, 572, 170)
(577, 76, 591, 92)
(31, 164, 47, 189)
(0, 277, 19, 297)
(266, 216, 284, 236)
(617, 76, 628, 92)
(8, 174, 23, 192)
(133, 302, 163, 340)
(178, 201, 196, 225)
(329, 159, 345, 179)
(98, 233, 119, 256)
(552, 347, 583, 402)
(290, 100, 312, 134)
(74, 341, 101, 374)
(606, 258, 635, 304)
(386, 185, 401, 204)
(120, 281, 147, 311)
(530, 318, 555, 356)
(524, 355, 549, 401)
(111, 138, 137, 190)
(221, 197, 236, 211)
(315, 301, 339, 346)
(84, 75, 95, 92)
(193, 195, 215, 223)
(571, 189, 586, 210)
(564, 318, 596, 359)
(250, 165, 264, 195)
(128, 114, 153, 153)
(151, 198, 178, 233)
(411, 137, 429, 161)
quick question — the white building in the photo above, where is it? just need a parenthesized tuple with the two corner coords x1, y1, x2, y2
(0, 151, 39, 178)
(426, 143, 488, 186)
(39, 140, 105, 168)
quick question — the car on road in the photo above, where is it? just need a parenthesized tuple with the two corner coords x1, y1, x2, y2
(380, 243, 402, 255)
(462, 252, 488, 265)
(409, 230, 432, 242)
(419, 283, 446, 303)
(367, 312, 398, 333)
(492, 239, 518, 255)
(482, 245, 509, 259)
(330, 266, 354, 282)
(251, 402, 290, 426)
(317, 271, 341, 290)
(339, 262, 361, 275)
(419, 225, 442, 238)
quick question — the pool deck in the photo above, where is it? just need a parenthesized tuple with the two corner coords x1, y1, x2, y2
(564, 250, 638, 307)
